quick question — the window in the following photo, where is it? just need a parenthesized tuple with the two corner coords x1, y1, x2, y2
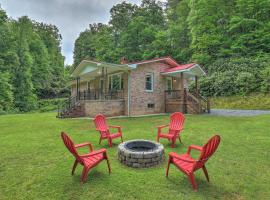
(145, 73, 153, 91)
(166, 77, 172, 90)
(108, 73, 123, 90)
(147, 103, 155, 108)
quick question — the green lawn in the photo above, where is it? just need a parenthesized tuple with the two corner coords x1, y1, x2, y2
(0, 113, 270, 200)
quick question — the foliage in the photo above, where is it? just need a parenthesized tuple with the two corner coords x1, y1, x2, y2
(74, 0, 166, 64)
(260, 65, 270, 92)
(37, 98, 67, 112)
(1, 113, 270, 199)
(0, 72, 13, 112)
(192, 57, 270, 97)
(211, 93, 270, 110)
(0, 7, 67, 112)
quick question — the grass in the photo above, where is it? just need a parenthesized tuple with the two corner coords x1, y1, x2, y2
(0, 112, 270, 199)
(211, 93, 270, 110)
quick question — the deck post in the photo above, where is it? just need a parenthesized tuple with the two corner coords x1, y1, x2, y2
(76, 77, 79, 99)
(77, 77, 81, 100)
(195, 76, 199, 98)
(180, 72, 186, 113)
(195, 75, 201, 112)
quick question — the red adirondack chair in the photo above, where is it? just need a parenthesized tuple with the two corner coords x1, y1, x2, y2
(61, 132, 111, 183)
(166, 135, 221, 191)
(93, 114, 123, 147)
(157, 112, 185, 148)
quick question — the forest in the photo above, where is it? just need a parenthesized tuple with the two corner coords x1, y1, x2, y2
(0, 0, 270, 113)
(0, 7, 69, 113)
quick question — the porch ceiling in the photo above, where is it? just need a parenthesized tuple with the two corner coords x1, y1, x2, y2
(72, 60, 132, 78)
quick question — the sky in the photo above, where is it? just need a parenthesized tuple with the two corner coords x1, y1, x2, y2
(1, 0, 142, 65)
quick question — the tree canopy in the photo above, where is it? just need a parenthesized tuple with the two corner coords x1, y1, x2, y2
(0, 7, 66, 112)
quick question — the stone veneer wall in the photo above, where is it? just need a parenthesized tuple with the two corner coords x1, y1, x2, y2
(81, 100, 125, 117)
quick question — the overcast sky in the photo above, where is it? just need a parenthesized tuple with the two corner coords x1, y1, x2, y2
(1, 0, 142, 65)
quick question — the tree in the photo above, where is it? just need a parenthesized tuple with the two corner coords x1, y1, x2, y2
(0, 72, 13, 112)
(12, 16, 37, 111)
(229, 0, 270, 56)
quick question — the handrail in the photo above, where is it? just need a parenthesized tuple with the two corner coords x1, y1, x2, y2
(57, 96, 78, 118)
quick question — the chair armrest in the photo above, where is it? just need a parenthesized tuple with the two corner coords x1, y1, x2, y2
(109, 125, 121, 128)
(109, 125, 122, 132)
(75, 142, 93, 151)
(96, 128, 107, 132)
(157, 124, 169, 129)
(80, 148, 107, 158)
(169, 152, 195, 163)
(187, 145, 203, 154)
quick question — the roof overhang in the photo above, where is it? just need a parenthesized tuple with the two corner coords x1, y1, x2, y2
(161, 64, 206, 78)
(126, 56, 179, 68)
(72, 60, 132, 80)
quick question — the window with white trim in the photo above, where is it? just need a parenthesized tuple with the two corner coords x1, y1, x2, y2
(108, 73, 123, 90)
(145, 73, 153, 91)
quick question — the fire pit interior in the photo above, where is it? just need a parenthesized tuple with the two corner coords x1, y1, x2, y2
(118, 140, 164, 168)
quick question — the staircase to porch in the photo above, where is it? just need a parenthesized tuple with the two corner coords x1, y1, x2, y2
(57, 96, 84, 118)
(165, 90, 210, 114)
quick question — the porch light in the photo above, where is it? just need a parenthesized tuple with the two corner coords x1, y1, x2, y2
(97, 70, 101, 75)
(173, 78, 176, 82)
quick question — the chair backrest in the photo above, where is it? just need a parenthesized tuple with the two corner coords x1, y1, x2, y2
(93, 114, 109, 130)
(61, 132, 83, 163)
(169, 112, 185, 131)
(93, 114, 109, 137)
(194, 135, 221, 170)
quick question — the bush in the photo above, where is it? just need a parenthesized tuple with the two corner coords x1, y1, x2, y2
(261, 66, 270, 92)
(212, 71, 237, 96)
(195, 56, 270, 97)
(235, 72, 257, 95)
(37, 98, 67, 112)
(0, 72, 13, 112)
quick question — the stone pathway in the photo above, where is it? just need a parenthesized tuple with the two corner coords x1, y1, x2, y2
(209, 109, 270, 116)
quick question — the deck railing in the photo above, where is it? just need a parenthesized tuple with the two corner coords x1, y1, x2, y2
(164, 89, 210, 113)
(57, 89, 125, 118)
(78, 89, 124, 100)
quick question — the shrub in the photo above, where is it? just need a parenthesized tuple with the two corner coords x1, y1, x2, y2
(235, 72, 257, 95)
(37, 98, 67, 112)
(0, 73, 13, 112)
(261, 66, 270, 93)
(196, 56, 270, 97)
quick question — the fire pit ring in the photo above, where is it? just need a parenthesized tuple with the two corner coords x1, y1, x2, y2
(118, 139, 164, 168)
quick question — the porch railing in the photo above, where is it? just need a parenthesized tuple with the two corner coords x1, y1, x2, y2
(78, 89, 124, 100)
(164, 90, 184, 100)
(164, 89, 210, 113)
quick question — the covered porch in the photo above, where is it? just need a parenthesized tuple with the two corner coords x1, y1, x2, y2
(59, 60, 133, 118)
(161, 63, 210, 114)
(71, 60, 132, 101)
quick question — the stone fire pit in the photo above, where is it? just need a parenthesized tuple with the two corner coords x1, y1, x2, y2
(118, 139, 164, 168)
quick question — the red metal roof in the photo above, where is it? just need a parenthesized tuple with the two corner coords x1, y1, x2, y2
(162, 63, 196, 73)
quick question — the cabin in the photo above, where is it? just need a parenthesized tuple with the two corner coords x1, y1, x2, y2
(58, 57, 210, 118)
